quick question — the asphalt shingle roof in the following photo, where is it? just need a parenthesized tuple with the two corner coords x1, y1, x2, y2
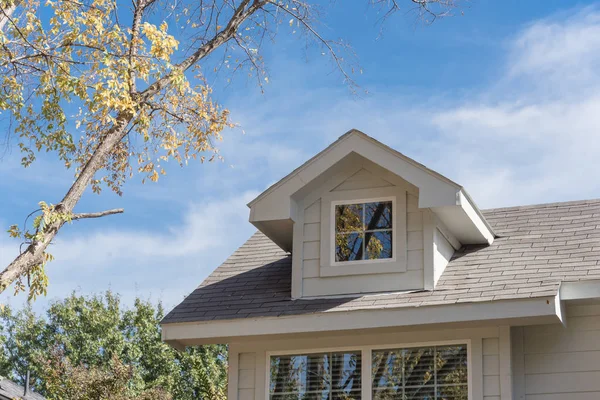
(162, 198, 600, 325)
(0, 379, 45, 400)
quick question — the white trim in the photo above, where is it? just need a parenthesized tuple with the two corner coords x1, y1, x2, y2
(291, 210, 304, 299)
(265, 340, 473, 400)
(435, 217, 461, 251)
(559, 279, 600, 300)
(360, 345, 371, 400)
(162, 296, 562, 345)
(319, 187, 407, 277)
(330, 196, 397, 266)
(457, 190, 495, 245)
(228, 346, 240, 400)
(469, 338, 482, 400)
(422, 210, 435, 291)
(248, 129, 461, 208)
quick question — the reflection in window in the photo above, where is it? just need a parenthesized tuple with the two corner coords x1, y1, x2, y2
(269, 351, 362, 400)
(335, 201, 393, 262)
(372, 345, 468, 400)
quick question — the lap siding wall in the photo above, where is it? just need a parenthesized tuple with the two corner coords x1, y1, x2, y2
(229, 326, 504, 400)
(513, 303, 600, 400)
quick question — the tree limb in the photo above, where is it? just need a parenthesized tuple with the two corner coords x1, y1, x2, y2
(71, 208, 124, 220)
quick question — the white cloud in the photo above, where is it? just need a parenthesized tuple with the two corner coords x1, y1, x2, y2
(426, 7, 600, 207)
(218, 6, 600, 209)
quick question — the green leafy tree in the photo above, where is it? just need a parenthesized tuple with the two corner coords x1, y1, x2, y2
(0, 0, 459, 299)
(0, 291, 227, 399)
(39, 349, 172, 400)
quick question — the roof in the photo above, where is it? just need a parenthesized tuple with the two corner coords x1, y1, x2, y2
(162, 198, 600, 325)
(247, 129, 462, 208)
(0, 379, 45, 400)
(246, 129, 494, 251)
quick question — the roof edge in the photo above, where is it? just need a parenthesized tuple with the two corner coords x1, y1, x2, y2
(247, 129, 463, 208)
(162, 295, 561, 346)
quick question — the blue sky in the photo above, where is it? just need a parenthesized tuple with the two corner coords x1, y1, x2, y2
(2, 1, 600, 312)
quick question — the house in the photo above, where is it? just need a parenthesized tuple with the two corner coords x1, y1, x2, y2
(162, 129, 600, 400)
(0, 378, 45, 400)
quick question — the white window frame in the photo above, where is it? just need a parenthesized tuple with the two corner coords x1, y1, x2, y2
(266, 340, 472, 400)
(330, 196, 397, 266)
(319, 187, 407, 277)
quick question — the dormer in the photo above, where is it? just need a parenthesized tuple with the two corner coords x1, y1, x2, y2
(247, 130, 495, 299)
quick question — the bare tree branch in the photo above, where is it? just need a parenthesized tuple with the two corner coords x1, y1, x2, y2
(71, 208, 125, 220)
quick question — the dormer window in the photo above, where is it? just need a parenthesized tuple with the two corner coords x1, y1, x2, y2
(319, 187, 407, 278)
(334, 200, 394, 262)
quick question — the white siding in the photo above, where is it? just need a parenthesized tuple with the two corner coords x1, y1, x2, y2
(483, 337, 501, 400)
(238, 353, 256, 400)
(299, 169, 425, 297)
(229, 326, 501, 400)
(517, 304, 600, 399)
(332, 168, 393, 191)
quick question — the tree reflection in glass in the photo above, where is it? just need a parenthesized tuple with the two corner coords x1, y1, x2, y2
(270, 351, 361, 400)
(335, 201, 392, 262)
(372, 345, 467, 400)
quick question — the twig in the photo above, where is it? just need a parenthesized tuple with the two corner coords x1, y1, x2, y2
(71, 208, 124, 220)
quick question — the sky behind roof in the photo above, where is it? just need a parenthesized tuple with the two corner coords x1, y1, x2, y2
(2, 1, 600, 312)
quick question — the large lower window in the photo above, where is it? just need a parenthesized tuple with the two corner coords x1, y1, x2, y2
(334, 200, 393, 262)
(269, 351, 362, 400)
(372, 345, 468, 400)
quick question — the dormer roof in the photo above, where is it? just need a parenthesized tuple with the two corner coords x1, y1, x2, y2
(248, 129, 494, 251)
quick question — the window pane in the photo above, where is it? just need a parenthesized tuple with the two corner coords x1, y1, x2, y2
(372, 350, 403, 398)
(270, 352, 361, 400)
(404, 348, 434, 388)
(374, 346, 466, 400)
(437, 385, 468, 400)
(365, 202, 392, 230)
(405, 386, 435, 400)
(336, 233, 364, 262)
(331, 351, 361, 399)
(336, 204, 363, 233)
(365, 231, 393, 260)
(436, 346, 468, 386)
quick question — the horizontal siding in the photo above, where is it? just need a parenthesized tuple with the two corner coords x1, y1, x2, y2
(303, 200, 320, 280)
(407, 230, 424, 251)
(407, 249, 424, 271)
(301, 180, 424, 289)
(407, 210, 423, 232)
(304, 223, 320, 241)
(303, 241, 320, 260)
(523, 304, 600, 399)
(483, 338, 500, 399)
(238, 353, 256, 400)
(303, 270, 424, 297)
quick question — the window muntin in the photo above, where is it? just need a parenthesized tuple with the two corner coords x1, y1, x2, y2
(335, 201, 393, 263)
(269, 351, 362, 400)
(372, 345, 468, 400)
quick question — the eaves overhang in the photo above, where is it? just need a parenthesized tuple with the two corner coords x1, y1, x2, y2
(162, 296, 563, 347)
(247, 129, 495, 251)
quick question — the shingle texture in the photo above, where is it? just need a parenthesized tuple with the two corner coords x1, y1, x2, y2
(0, 379, 45, 400)
(162, 199, 600, 325)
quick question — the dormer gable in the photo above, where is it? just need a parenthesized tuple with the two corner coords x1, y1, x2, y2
(247, 129, 495, 298)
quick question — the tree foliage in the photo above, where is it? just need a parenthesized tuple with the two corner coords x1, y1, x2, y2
(0, 291, 227, 400)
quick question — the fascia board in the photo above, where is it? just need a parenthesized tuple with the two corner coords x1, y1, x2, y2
(560, 279, 600, 301)
(162, 296, 561, 346)
(249, 130, 463, 223)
